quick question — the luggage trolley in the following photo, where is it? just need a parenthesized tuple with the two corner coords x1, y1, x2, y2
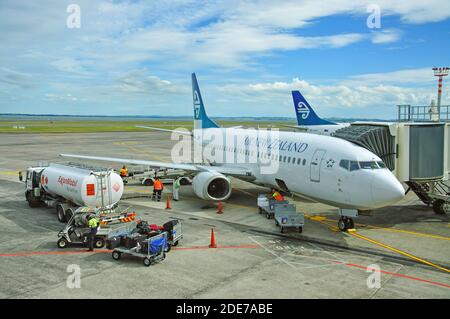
(111, 232, 168, 267)
(257, 194, 289, 219)
(273, 202, 304, 233)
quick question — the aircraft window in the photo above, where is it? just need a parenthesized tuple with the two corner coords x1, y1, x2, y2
(377, 161, 387, 169)
(349, 161, 359, 171)
(279, 155, 282, 161)
(297, 158, 301, 165)
(287, 157, 291, 163)
(339, 159, 349, 170)
(302, 159, 306, 165)
(283, 156, 287, 162)
(359, 161, 379, 169)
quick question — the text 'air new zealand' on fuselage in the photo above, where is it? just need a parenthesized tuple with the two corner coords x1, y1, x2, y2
(287, 90, 350, 135)
(60, 73, 404, 213)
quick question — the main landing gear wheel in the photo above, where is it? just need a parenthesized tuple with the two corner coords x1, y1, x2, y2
(338, 217, 354, 231)
(432, 200, 447, 215)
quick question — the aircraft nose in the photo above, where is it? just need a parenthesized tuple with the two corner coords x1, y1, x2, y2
(370, 172, 405, 207)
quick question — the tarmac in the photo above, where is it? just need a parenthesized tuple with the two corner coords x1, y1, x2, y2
(0, 131, 449, 298)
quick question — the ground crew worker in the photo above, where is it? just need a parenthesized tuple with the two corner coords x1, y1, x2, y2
(270, 188, 284, 201)
(119, 165, 128, 178)
(173, 177, 181, 201)
(153, 177, 164, 202)
(87, 215, 99, 251)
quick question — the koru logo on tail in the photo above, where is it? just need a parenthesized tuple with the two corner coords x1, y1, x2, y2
(296, 102, 310, 119)
(193, 90, 201, 119)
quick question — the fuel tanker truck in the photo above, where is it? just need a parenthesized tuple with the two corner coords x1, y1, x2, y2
(24, 163, 124, 222)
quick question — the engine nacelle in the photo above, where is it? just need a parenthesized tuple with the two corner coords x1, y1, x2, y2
(192, 171, 232, 201)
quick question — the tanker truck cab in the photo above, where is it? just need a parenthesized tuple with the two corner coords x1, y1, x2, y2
(25, 167, 46, 208)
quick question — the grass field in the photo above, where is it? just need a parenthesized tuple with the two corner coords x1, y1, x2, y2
(0, 120, 292, 133)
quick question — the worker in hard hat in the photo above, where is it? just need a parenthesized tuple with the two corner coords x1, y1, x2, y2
(87, 215, 99, 251)
(270, 188, 284, 201)
(172, 177, 181, 201)
(152, 177, 164, 202)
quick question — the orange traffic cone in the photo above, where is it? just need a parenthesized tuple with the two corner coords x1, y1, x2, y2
(217, 201, 223, 214)
(165, 195, 171, 209)
(209, 228, 217, 248)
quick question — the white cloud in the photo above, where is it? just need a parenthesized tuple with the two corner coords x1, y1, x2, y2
(218, 68, 446, 113)
(371, 29, 402, 44)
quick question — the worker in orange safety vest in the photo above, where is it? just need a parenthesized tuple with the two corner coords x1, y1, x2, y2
(270, 188, 284, 201)
(152, 177, 164, 202)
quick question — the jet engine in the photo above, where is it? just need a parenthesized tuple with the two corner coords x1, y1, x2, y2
(192, 171, 232, 201)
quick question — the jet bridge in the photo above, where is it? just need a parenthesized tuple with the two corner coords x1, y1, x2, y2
(330, 106, 449, 215)
(333, 124, 396, 171)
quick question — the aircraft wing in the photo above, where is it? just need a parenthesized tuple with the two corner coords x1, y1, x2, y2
(59, 153, 254, 178)
(136, 125, 192, 136)
(280, 124, 307, 131)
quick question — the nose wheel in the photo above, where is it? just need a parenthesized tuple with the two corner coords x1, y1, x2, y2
(338, 216, 354, 231)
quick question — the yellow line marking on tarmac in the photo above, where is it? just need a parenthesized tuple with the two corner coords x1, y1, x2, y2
(309, 215, 450, 242)
(348, 231, 450, 274)
(305, 214, 450, 273)
(0, 171, 20, 175)
(359, 224, 450, 241)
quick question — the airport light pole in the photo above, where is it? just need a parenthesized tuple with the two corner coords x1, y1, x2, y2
(432, 67, 449, 120)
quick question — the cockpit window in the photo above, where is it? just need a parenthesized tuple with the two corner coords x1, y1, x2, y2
(349, 161, 359, 171)
(359, 161, 379, 169)
(377, 161, 387, 169)
(339, 159, 349, 170)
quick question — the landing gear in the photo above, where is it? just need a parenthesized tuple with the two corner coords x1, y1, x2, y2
(338, 216, 354, 231)
(432, 200, 447, 215)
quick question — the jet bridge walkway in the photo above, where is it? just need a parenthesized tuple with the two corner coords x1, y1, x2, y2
(330, 105, 449, 215)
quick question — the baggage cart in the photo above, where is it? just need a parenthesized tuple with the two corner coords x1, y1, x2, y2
(111, 232, 168, 267)
(257, 194, 289, 219)
(274, 203, 304, 233)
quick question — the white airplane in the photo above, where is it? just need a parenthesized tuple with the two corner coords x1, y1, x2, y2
(60, 73, 404, 231)
(284, 90, 350, 135)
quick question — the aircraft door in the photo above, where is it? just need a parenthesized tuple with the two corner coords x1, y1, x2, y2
(310, 149, 326, 182)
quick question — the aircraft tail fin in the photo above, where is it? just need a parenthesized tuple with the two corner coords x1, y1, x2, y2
(292, 90, 336, 126)
(192, 73, 219, 130)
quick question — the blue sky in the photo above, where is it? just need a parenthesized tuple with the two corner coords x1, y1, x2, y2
(0, 0, 449, 119)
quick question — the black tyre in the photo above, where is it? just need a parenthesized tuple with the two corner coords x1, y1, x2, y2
(164, 244, 172, 253)
(275, 220, 279, 226)
(298, 227, 303, 233)
(433, 200, 446, 215)
(258, 207, 262, 214)
(347, 218, 355, 229)
(112, 251, 121, 260)
(173, 241, 179, 247)
(143, 257, 151, 267)
(57, 238, 68, 249)
(266, 213, 271, 219)
(338, 218, 347, 231)
(280, 227, 284, 233)
(65, 208, 74, 221)
(56, 205, 66, 223)
(95, 237, 105, 249)
(143, 179, 154, 187)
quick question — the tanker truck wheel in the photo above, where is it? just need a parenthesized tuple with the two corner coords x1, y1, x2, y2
(56, 204, 67, 223)
(65, 208, 75, 221)
(26, 192, 40, 208)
